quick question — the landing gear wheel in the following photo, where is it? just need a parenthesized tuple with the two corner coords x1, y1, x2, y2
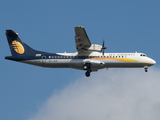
(83, 63, 91, 77)
(144, 66, 148, 72)
(85, 71, 90, 77)
(145, 69, 148, 72)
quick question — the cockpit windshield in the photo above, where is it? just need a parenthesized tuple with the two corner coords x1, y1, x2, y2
(140, 54, 147, 57)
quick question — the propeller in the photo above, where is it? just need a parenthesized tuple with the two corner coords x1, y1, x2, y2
(101, 40, 107, 56)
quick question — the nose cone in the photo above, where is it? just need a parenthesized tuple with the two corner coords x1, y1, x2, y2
(142, 57, 156, 67)
(152, 59, 156, 65)
(149, 59, 156, 66)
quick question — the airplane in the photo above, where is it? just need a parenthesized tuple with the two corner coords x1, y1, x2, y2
(5, 26, 156, 77)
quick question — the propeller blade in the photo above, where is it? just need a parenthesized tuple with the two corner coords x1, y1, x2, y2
(102, 40, 107, 49)
(101, 40, 107, 56)
(103, 40, 104, 47)
(102, 49, 104, 56)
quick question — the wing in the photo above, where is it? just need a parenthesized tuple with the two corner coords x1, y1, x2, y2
(75, 26, 91, 53)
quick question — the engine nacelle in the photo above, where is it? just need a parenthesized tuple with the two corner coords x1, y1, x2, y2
(87, 44, 102, 52)
(83, 59, 105, 71)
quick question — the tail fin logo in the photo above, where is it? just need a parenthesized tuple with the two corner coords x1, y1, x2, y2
(11, 40, 25, 54)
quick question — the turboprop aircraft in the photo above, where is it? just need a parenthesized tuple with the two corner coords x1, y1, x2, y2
(5, 26, 156, 77)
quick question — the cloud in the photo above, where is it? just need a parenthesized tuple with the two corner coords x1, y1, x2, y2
(27, 68, 160, 120)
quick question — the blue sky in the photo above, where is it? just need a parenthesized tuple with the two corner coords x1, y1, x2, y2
(0, 0, 160, 120)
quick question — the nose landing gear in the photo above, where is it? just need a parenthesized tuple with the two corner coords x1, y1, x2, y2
(144, 66, 148, 72)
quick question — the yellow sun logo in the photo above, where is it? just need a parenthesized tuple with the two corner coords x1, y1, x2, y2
(11, 40, 25, 54)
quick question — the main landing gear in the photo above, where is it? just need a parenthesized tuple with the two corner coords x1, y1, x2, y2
(85, 71, 91, 77)
(144, 66, 148, 72)
(83, 63, 91, 77)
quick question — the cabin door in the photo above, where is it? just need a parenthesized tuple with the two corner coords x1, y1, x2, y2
(42, 56, 46, 67)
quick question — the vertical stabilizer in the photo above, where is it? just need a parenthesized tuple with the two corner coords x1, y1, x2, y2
(6, 30, 45, 56)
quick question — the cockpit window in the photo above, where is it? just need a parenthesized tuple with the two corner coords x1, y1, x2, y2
(140, 54, 147, 57)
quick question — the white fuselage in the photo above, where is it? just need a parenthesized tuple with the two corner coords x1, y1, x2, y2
(22, 52, 156, 71)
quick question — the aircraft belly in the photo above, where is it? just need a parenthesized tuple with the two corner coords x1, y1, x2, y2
(45, 59, 70, 68)
(69, 59, 84, 70)
(21, 59, 43, 67)
(22, 59, 70, 68)
(21, 59, 145, 69)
